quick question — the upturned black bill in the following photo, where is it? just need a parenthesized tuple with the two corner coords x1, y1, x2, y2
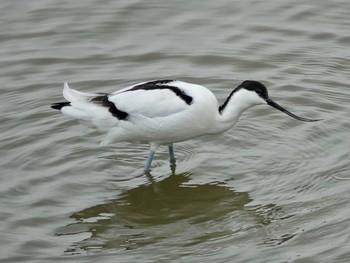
(266, 98, 321, 122)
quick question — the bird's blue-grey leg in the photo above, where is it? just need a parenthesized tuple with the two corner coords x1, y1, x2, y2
(168, 144, 176, 163)
(144, 144, 159, 173)
(144, 150, 155, 173)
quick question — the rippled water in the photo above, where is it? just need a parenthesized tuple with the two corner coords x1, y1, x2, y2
(1, 1, 350, 262)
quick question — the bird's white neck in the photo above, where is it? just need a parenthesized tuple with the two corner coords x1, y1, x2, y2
(213, 89, 262, 133)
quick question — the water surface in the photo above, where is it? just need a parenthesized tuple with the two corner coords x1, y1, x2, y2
(1, 1, 350, 262)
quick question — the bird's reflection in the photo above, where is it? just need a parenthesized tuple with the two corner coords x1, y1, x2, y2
(56, 171, 283, 254)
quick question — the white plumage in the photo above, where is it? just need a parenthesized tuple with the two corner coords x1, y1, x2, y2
(52, 79, 319, 172)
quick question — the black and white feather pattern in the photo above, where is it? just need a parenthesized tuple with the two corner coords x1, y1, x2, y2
(52, 80, 215, 145)
(51, 79, 320, 171)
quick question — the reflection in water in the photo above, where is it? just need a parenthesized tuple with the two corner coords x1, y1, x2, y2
(56, 172, 281, 254)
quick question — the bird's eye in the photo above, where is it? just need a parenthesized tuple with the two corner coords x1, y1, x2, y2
(256, 89, 262, 95)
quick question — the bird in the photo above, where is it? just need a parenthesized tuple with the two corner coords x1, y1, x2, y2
(51, 79, 320, 172)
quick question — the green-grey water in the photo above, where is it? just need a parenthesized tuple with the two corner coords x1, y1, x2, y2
(1, 1, 350, 262)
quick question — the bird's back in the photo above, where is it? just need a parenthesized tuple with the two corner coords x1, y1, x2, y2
(53, 80, 219, 144)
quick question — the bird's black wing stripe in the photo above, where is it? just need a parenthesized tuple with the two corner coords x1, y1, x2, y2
(51, 102, 71, 110)
(126, 80, 193, 105)
(91, 94, 129, 120)
(133, 79, 175, 88)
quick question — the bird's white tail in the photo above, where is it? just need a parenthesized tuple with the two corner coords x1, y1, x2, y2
(56, 83, 118, 128)
(62, 82, 96, 103)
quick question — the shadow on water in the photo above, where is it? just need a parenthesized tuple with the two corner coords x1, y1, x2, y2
(56, 171, 281, 255)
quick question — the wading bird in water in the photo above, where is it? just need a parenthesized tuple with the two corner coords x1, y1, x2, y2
(52, 80, 320, 172)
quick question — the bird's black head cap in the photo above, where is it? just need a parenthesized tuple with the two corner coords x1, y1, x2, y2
(238, 80, 269, 100)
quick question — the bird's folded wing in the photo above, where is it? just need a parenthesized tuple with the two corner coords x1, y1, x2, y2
(108, 89, 191, 119)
